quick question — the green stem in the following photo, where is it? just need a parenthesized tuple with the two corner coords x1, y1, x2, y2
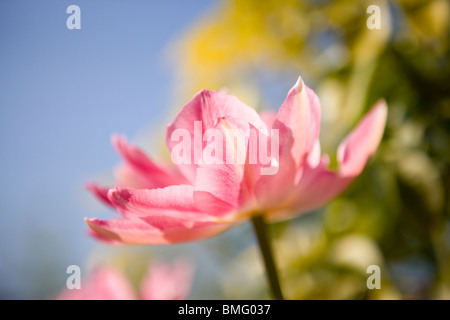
(251, 214, 284, 300)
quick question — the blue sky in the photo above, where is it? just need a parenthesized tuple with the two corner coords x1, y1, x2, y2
(0, 0, 218, 299)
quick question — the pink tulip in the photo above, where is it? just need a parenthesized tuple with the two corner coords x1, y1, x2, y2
(57, 259, 193, 300)
(85, 77, 387, 245)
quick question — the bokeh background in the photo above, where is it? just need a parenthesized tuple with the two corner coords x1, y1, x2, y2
(1, 0, 449, 299)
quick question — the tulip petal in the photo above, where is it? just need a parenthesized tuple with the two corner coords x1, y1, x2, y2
(267, 156, 349, 221)
(140, 259, 194, 300)
(193, 116, 246, 206)
(107, 185, 221, 220)
(86, 217, 163, 244)
(85, 216, 231, 245)
(86, 228, 126, 245)
(337, 100, 388, 177)
(193, 164, 241, 214)
(306, 139, 322, 169)
(259, 110, 277, 130)
(193, 116, 264, 214)
(254, 78, 321, 208)
(112, 135, 186, 188)
(166, 89, 266, 182)
(57, 267, 136, 300)
(268, 101, 387, 221)
(272, 77, 321, 171)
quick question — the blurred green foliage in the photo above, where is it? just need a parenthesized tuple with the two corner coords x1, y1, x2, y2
(169, 0, 450, 299)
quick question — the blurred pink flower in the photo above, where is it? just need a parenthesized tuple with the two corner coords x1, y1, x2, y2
(85, 77, 387, 245)
(57, 260, 193, 300)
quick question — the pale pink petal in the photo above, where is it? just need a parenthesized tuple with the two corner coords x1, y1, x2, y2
(254, 78, 321, 208)
(267, 101, 387, 221)
(57, 267, 136, 300)
(239, 122, 271, 206)
(140, 259, 194, 300)
(107, 185, 220, 220)
(85, 215, 232, 245)
(337, 100, 388, 177)
(266, 156, 347, 221)
(86, 229, 125, 246)
(306, 140, 322, 169)
(272, 77, 321, 171)
(86, 217, 163, 245)
(193, 164, 241, 214)
(253, 141, 295, 209)
(165, 89, 266, 182)
(112, 134, 187, 188)
(193, 116, 253, 214)
(259, 110, 277, 130)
